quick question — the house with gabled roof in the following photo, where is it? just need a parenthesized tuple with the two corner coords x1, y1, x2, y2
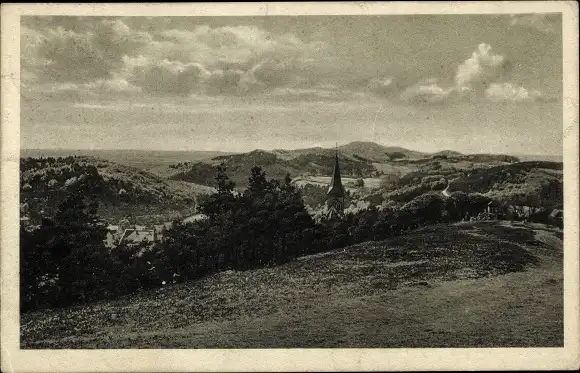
(118, 228, 158, 247)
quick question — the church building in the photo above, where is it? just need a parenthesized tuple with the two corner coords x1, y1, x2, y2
(326, 150, 345, 219)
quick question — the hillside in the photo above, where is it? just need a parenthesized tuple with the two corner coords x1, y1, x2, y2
(21, 221, 562, 348)
(20, 156, 214, 222)
(365, 160, 563, 209)
(168, 149, 377, 188)
(449, 161, 563, 207)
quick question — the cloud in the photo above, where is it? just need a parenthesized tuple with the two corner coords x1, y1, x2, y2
(400, 80, 453, 104)
(509, 14, 559, 34)
(392, 43, 544, 105)
(485, 82, 544, 102)
(269, 86, 368, 102)
(23, 20, 152, 84)
(367, 77, 402, 98)
(21, 18, 554, 105)
(365, 44, 509, 104)
(455, 43, 507, 89)
(126, 57, 211, 96)
(22, 19, 331, 99)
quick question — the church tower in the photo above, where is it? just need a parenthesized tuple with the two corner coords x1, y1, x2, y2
(326, 148, 345, 218)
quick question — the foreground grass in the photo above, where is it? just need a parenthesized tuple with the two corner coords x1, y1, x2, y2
(21, 221, 562, 348)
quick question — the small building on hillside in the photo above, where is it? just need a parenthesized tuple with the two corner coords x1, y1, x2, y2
(118, 227, 159, 247)
(486, 200, 501, 217)
(102, 224, 165, 251)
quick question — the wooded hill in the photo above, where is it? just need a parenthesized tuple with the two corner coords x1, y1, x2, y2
(20, 156, 214, 222)
(364, 160, 563, 211)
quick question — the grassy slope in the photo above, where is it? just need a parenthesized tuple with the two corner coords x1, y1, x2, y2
(21, 221, 562, 349)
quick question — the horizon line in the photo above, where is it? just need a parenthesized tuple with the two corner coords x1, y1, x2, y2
(19, 146, 563, 158)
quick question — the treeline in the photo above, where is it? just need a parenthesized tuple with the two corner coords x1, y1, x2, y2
(20, 165, 562, 312)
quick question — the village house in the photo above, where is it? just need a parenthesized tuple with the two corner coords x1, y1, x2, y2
(118, 227, 158, 247)
(103, 223, 165, 249)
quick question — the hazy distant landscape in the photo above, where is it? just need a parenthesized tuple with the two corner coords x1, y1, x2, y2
(21, 148, 234, 170)
(21, 147, 563, 171)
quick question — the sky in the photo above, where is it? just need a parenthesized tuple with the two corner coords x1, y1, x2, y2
(20, 14, 563, 155)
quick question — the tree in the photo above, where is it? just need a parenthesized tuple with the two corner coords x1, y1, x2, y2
(199, 163, 236, 219)
(20, 191, 115, 310)
(247, 166, 269, 195)
(402, 192, 445, 224)
(445, 191, 469, 221)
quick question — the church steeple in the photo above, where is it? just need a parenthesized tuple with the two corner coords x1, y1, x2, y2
(328, 149, 344, 197)
(326, 144, 345, 217)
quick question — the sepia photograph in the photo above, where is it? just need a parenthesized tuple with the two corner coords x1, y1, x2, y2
(1, 2, 579, 372)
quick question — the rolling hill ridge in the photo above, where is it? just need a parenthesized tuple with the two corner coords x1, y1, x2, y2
(20, 156, 214, 223)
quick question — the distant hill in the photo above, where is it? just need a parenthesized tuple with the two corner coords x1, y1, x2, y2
(168, 149, 377, 188)
(20, 156, 214, 222)
(512, 154, 563, 163)
(339, 141, 427, 161)
(272, 141, 427, 163)
(21, 149, 234, 171)
(21, 143, 546, 212)
(431, 150, 464, 158)
(161, 142, 526, 189)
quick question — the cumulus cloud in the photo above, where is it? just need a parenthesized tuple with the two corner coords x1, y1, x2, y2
(366, 44, 509, 104)
(391, 43, 543, 105)
(126, 57, 210, 96)
(455, 43, 507, 89)
(485, 82, 543, 102)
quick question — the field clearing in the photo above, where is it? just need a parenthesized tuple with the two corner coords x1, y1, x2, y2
(293, 176, 383, 190)
(372, 162, 418, 175)
(21, 221, 562, 349)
